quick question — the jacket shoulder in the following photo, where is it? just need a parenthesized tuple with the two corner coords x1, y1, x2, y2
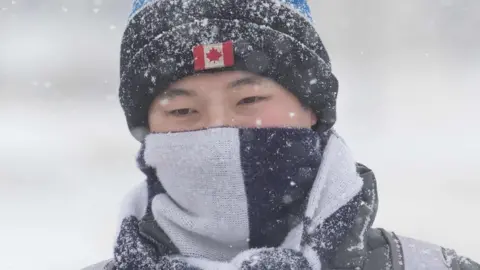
(81, 260, 114, 270)
(365, 228, 480, 270)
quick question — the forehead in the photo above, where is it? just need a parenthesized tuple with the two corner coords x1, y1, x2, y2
(169, 70, 255, 88)
(161, 71, 289, 99)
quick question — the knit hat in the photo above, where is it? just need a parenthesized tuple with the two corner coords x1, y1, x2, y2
(119, 0, 339, 141)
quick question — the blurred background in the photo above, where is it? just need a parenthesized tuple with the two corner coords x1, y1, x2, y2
(1, 0, 479, 269)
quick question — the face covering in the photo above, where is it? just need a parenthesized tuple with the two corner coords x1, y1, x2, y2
(142, 127, 324, 261)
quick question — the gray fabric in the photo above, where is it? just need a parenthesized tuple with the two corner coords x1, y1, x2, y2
(143, 128, 250, 261)
(397, 235, 452, 270)
(458, 257, 480, 270)
(445, 248, 462, 270)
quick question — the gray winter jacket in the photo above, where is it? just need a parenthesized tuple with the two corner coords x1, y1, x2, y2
(83, 164, 479, 270)
(325, 164, 479, 270)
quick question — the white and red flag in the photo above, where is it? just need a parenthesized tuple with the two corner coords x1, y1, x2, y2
(192, 40, 234, 71)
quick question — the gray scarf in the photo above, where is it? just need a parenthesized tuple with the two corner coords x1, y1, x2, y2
(114, 128, 363, 269)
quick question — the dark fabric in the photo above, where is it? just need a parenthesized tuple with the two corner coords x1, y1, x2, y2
(308, 193, 362, 265)
(239, 249, 312, 270)
(327, 163, 379, 269)
(239, 128, 323, 248)
(114, 216, 201, 270)
(136, 142, 160, 197)
(458, 257, 480, 270)
(119, 0, 339, 138)
(113, 216, 159, 270)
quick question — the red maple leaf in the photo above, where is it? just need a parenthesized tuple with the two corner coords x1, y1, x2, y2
(206, 48, 223, 63)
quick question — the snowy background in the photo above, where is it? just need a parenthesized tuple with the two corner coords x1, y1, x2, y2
(1, 0, 479, 269)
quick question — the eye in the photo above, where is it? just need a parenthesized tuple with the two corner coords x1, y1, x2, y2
(237, 96, 269, 106)
(167, 108, 197, 117)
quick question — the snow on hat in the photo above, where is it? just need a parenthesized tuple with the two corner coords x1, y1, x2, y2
(119, 0, 338, 141)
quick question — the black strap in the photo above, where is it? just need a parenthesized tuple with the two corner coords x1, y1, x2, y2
(451, 258, 461, 270)
(443, 248, 462, 270)
(379, 229, 405, 270)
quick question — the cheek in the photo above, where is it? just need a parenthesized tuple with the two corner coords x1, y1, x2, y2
(253, 104, 311, 128)
(148, 112, 166, 132)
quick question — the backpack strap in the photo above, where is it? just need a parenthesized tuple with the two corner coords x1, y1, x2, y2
(378, 229, 405, 270)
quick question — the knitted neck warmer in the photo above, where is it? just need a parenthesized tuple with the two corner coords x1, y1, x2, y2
(113, 128, 363, 269)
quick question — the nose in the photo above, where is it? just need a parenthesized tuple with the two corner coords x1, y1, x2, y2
(204, 105, 234, 128)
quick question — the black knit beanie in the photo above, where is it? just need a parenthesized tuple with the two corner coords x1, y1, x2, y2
(119, 0, 339, 141)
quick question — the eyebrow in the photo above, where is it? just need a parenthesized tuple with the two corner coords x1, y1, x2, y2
(227, 76, 262, 89)
(160, 75, 262, 99)
(161, 88, 197, 98)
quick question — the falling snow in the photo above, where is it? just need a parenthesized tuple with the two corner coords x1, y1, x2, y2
(2, 0, 480, 270)
(159, 98, 170, 106)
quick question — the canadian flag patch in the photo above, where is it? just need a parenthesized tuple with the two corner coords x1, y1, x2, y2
(192, 41, 234, 71)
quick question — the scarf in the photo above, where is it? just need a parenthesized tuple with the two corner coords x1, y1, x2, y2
(113, 128, 363, 270)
